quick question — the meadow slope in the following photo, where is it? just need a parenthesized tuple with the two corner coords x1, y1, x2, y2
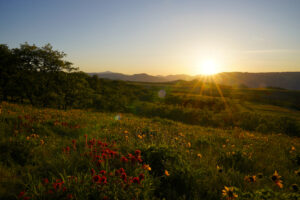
(0, 102, 300, 200)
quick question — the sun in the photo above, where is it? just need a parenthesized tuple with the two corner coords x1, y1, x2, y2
(198, 59, 219, 75)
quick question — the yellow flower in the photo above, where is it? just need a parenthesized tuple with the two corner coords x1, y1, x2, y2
(291, 146, 296, 151)
(137, 134, 143, 139)
(222, 144, 226, 148)
(244, 175, 256, 183)
(124, 130, 128, 134)
(143, 164, 151, 171)
(222, 186, 238, 200)
(217, 165, 223, 173)
(187, 142, 191, 148)
(40, 139, 45, 145)
(197, 153, 202, 158)
(272, 170, 283, 188)
(26, 136, 30, 140)
(165, 170, 170, 176)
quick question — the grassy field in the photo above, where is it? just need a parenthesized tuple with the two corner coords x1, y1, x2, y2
(1, 102, 300, 200)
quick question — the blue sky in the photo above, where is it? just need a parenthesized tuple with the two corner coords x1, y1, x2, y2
(1, 0, 300, 75)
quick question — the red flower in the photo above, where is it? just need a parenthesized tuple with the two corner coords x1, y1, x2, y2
(100, 170, 106, 175)
(91, 168, 96, 176)
(119, 168, 125, 173)
(137, 158, 143, 163)
(53, 182, 63, 190)
(43, 178, 49, 185)
(132, 177, 140, 184)
(100, 176, 107, 184)
(18, 191, 25, 198)
(135, 150, 141, 156)
(66, 146, 70, 153)
(48, 190, 54, 194)
(92, 175, 101, 183)
(139, 173, 145, 181)
(121, 172, 127, 181)
(121, 156, 128, 163)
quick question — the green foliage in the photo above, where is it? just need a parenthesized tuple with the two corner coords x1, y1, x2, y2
(0, 103, 300, 200)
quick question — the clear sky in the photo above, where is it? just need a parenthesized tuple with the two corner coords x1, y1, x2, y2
(1, 0, 300, 75)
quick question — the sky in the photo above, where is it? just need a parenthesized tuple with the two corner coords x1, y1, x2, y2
(1, 0, 300, 75)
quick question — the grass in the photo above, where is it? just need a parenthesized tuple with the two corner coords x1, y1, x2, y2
(0, 102, 300, 199)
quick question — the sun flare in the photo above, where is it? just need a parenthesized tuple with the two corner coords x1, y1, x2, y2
(198, 59, 219, 75)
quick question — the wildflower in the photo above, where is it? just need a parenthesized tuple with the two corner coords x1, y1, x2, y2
(100, 170, 106, 175)
(121, 156, 128, 163)
(143, 164, 151, 171)
(40, 139, 44, 145)
(244, 175, 256, 183)
(137, 134, 143, 139)
(18, 191, 25, 198)
(139, 173, 145, 181)
(222, 144, 226, 148)
(187, 142, 191, 148)
(135, 149, 141, 156)
(291, 146, 296, 151)
(121, 172, 127, 181)
(197, 153, 202, 158)
(294, 169, 300, 176)
(66, 146, 70, 153)
(124, 130, 128, 134)
(72, 139, 76, 149)
(100, 176, 107, 184)
(132, 177, 140, 184)
(53, 182, 63, 191)
(165, 170, 170, 176)
(222, 186, 238, 200)
(271, 170, 283, 188)
(26, 136, 30, 140)
(67, 194, 73, 199)
(92, 175, 101, 183)
(217, 165, 223, 173)
(43, 178, 49, 185)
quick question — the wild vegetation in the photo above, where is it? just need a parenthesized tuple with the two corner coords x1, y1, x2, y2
(1, 43, 300, 199)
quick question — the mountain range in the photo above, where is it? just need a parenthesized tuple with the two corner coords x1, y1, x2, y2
(88, 71, 300, 90)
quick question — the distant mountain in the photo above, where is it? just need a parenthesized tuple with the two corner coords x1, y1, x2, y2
(88, 72, 300, 90)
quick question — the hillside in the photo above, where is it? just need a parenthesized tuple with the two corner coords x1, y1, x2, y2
(1, 102, 300, 199)
(89, 72, 300, 90)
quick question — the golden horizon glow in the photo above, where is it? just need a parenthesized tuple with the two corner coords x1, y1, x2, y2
(198, 59, 220, 75)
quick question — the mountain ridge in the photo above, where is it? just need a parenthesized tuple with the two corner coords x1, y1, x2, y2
(88, 71, 300, 90)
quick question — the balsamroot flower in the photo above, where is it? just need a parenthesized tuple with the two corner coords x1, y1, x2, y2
(165, 170, 170, 176)
(271, 170, 283, 188)
(143, 164, 151, 171)
(244, 175, 256, 183)
(222, 186, 238, 200)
